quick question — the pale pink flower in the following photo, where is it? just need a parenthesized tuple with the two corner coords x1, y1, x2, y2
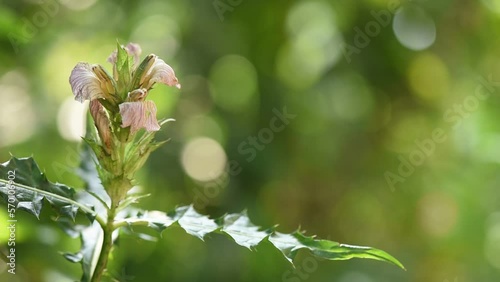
(121, 56, 180, 133)
(119, 100, 160, 134)
(69, 63, 115, 102)
(140, 55, 181, 89)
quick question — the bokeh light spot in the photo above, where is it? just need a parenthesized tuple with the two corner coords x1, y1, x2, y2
(481, 0, 500, 14)
(59, 0, 97, 11)
(0, 71, 36, 147)
(417, 192, 458, 237)
(485, 212, 500, 269)
(408, 53, 449, 104)
(57, 97, 87, 142)
(209, 55, 258, 113)
(393, 5, 436, 50)
(181, 137, 227, 182)
(277, 1, 343, 90)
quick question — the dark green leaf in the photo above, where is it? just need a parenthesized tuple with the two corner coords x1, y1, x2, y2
(0, 157, 96, 220)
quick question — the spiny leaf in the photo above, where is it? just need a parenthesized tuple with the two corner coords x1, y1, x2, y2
(0, 156, 105, 281)
(176, 206, 219, 240)
(63, 221, 103, 282)
(0, 156, 96, 221)
(269, 232, 406, 269)
(117, 193, 150, 212)
(117, 205, 405, 270)
(220, 211, 268, 249)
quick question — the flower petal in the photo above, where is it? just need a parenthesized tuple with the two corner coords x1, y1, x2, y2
(106, 52, 117, 65)
(140, 55, 181, 89)
(143, 101, 161, 132)
(125, 42, 142, 65)
(69, 63, 108, 102)
(119, 101, 160, 134)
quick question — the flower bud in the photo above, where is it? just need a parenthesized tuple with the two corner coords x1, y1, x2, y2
(90, 100, 112, 154)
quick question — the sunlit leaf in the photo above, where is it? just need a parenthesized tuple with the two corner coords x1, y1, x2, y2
(118, 205, 405, 269)
(63, 221, 103, 282)
(220, 211, 269, 249)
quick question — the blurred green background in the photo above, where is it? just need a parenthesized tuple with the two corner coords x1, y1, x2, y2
(1, 0, 500, 281)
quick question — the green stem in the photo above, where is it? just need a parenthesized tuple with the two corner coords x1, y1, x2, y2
(90, 168, 132, 281)
(90, 207, 116, 282)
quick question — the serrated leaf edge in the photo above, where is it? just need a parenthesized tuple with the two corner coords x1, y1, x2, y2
(116, 205, 405, 270)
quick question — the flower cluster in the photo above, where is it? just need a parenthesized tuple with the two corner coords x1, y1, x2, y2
(70, 42, 180, 137)
(68, 43, 180, 203)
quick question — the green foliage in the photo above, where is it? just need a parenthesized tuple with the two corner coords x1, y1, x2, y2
(2, 1, 500, 281)
(1, 155, 404, 281)
(118, 206, 405, 269)
(0, 157, 95, 221)
(0, 156, 105, 281)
